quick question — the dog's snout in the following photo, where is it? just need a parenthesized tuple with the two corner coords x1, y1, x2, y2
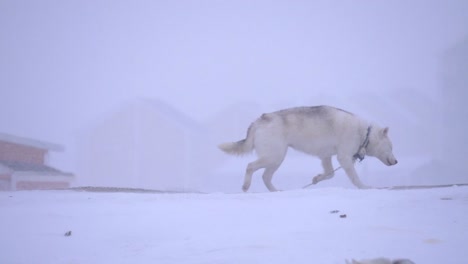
(387, 158, 398, 166)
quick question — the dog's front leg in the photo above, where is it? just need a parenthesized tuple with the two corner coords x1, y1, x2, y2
(337, 155, 370, 189)
(312, 156, 335, 184)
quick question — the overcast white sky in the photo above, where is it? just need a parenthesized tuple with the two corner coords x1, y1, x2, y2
(1, 1, 467, 174)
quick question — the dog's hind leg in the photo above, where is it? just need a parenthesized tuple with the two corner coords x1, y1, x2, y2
(312, 156, 335, 184)
(257, 145, 287, 192)
(243, 152, 286, 192)
(262, 163, 282, 192)
(243, 159, 267, 192)
(244, 124, 287, 192)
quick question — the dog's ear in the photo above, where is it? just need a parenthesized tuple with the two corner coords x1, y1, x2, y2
(381, 127, 389, 137)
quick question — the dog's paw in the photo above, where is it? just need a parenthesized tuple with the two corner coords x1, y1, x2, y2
(358, 185, 372, 190)
(312, 174, 322, 184)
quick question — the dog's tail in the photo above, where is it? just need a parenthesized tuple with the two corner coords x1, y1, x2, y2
(218, 122, 256, 156)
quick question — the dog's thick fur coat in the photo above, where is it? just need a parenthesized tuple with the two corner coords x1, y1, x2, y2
(219, 105, 397, 192)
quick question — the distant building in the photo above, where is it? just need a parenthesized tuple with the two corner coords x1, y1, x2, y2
(440, 35, 468, 178)
(77, 99, 218, 191)
(0, 133, 74, 191)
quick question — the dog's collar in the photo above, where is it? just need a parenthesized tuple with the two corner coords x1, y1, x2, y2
(353, 126, 371, 162)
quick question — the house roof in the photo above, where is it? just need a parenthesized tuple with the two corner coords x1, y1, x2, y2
(0, 132, 64, 151)
(0, 160, 67, 174)
(445, 35, 468, 58)
(142, 98, 204, 132)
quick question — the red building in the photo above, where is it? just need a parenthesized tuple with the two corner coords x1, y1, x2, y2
(0, 133, 73, 191)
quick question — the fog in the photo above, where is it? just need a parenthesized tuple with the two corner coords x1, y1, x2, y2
(1, 1, 467, 191)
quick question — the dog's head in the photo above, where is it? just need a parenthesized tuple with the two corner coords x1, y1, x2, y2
(367, 127, 398, 166)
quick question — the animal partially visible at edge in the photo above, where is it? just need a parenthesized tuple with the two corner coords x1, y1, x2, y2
(218, 105, 398, 192)
(346, 257, 415, 264)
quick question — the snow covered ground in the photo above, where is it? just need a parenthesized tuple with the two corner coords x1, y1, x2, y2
(1, 186, 467, 264)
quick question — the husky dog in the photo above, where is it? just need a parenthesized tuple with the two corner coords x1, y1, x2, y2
(218, 105, 397, 192)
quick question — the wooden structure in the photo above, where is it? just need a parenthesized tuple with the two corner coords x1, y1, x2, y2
(0, 133, 73, 191)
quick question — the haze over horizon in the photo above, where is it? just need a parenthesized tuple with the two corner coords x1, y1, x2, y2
(1, 1, 467, 189)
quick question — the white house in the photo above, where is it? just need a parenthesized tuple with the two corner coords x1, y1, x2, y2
(77, 99, 218, 192)
(440, 35, 468, 180)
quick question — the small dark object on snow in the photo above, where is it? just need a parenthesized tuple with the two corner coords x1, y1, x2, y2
(330, 210, 340, 214)
(440, 197, 453, 200)
(340, 214, 347, 218)
(64, 231, 72, 237)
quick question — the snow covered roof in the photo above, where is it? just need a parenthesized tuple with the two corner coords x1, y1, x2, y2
(445, 35, 468, 58)
(0, 160, 70, 175)
(142, 98, 204, 132)
(0, 132, 64, 151)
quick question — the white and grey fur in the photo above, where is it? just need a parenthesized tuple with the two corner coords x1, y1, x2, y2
(218, 105, 398, 192)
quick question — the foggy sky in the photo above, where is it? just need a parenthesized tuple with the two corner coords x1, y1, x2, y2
(1, 0, 467, 176)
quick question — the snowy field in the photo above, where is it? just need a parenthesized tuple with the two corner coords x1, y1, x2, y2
(1, 186, 468, 264)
